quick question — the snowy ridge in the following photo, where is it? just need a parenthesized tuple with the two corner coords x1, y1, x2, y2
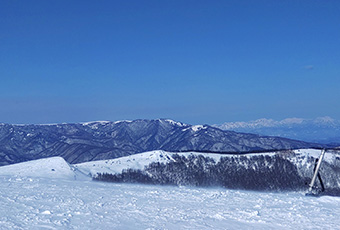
(81, 121, 111, 126)
(113, 120, 133, 124)
(163, 119, 188, 127)
(74, 150, 176, 176)
(182, 125, 208, 132)
(74, 150, 225, 177)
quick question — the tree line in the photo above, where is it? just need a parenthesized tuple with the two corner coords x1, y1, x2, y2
(93, 154, 312, 191)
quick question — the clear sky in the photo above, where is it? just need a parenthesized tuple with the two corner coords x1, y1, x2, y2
(1, 0, 339, 125)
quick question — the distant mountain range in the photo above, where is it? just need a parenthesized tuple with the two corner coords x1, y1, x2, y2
(214, 117, 340, 144)
(0, 119, 323, 166)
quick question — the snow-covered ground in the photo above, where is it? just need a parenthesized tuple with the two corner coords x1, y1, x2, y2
(1, 175, 340, 229)
(1, 150, 340, 229)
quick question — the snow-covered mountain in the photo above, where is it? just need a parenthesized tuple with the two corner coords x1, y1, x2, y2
(0, 119, 323, 166)
(214, 117, 340, 144)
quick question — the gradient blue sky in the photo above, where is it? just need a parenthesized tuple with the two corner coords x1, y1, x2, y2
(1, 0, 339, 125)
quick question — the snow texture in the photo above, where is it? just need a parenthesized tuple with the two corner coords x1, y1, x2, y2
(1, 175, 340, 229)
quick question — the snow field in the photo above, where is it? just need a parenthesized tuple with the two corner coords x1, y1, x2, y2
(1, 176, 340, 229)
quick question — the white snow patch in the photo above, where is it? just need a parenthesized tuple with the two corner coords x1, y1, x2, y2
(191, 125, 206, 132)
(164, 119, 188, 127)
(41, 210, 52, 215)
(113, 120, 133, 124)
(182, 125, 207, 132)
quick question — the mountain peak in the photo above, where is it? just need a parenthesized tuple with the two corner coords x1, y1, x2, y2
(314, 116, 336, 124)
(158, 119, 189, 127)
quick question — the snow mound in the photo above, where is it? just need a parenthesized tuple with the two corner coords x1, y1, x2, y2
(0, 157, 76, 179)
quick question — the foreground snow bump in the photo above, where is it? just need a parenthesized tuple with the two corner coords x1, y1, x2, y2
(0, 157, 76, 179)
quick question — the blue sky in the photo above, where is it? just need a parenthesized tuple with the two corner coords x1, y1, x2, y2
(1, 0, 339, 125)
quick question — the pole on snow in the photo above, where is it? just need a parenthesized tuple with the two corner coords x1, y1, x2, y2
(308, 149, 326, 193)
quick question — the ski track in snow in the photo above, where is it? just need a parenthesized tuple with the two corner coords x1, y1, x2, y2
(1, 176, 340, 230)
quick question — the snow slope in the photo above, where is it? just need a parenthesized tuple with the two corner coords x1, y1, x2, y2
(74, 150, 224, 177)
(0, 157, 76, 180)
